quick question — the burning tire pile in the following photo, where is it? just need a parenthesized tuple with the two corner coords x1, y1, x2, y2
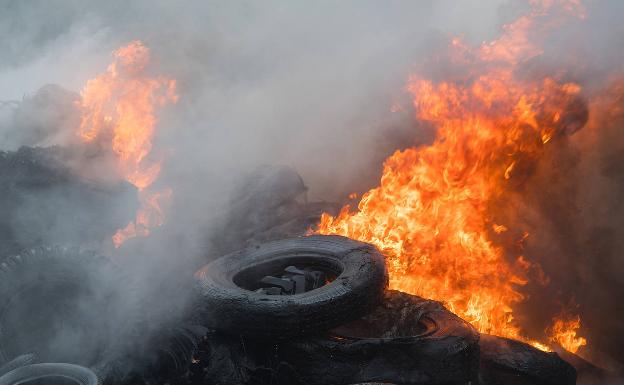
(0, 157, 602, 385)
(4, 1, 624, 384)
(185, 235, 575, 385)
(0, 227, 577, 384)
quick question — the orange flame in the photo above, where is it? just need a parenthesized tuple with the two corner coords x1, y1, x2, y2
(548, 315, 587, 353)
(318, 0, 586, 352)
(78, 40, 178, 247)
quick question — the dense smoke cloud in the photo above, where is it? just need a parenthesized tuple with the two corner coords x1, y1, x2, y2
(503, 81, 624, 371)
(0, 0, 513, 272)
(0, 0, 509, 200)
(1, 0, 624, 377)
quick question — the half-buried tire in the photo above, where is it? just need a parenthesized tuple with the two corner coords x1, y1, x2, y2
(194, 235, 388, 337)
(479, 334, 577, 385)
(0, 363, 99, 385)
(192, 290, 480, 385)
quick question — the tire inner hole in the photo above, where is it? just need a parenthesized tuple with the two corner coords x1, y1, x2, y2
(232, 256, 341, 295)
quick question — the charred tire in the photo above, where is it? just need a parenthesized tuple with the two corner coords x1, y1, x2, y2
(0, 247, 137, 367)
(479, 334, 576, 385)
(0, 363, 99, 385)
(195, 235, 388, 337)
(274, 290, 480, 385)
(197, 291, 480, 385)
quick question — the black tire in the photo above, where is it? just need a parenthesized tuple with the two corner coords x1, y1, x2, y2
(479, 334, 576, 385)
(0, 246, 138, 367)
(275, 290, 479, 385)
(195, 235, 388, 337)
(0, 363, 99, 385)
(193, 290, 479, 385)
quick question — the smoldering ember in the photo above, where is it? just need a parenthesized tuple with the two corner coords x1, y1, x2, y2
(1, 1, 624, 385)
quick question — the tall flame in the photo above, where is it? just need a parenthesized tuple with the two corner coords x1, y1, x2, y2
(318, 0, 587, 353)
(78, 40, 178, 247)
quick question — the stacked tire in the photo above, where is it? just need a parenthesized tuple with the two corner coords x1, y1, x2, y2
(194, 235, 481, 385)
(0, 235, 579, 385)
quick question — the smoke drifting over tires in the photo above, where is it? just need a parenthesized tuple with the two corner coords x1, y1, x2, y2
(0, 0, 624, 380)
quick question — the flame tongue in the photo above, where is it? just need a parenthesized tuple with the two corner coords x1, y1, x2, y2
(78, 40, 178, 247)
(318, 0, 587, 353)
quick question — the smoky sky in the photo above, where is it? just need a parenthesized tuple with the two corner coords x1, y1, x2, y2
(2, 0, 622, 206)
(0, 0, 514, 202)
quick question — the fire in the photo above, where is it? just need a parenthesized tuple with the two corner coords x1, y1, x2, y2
(78, 40, 178, 247)
(318, 0, 587, 352)
(549, 315, 587, 354)
(111, 188, 173, 247)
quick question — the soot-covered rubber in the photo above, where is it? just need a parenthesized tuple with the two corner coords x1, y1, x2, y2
(195, 235, 388, 337)
(479, 334, 577, 385)
(192, 291, 479, 385)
